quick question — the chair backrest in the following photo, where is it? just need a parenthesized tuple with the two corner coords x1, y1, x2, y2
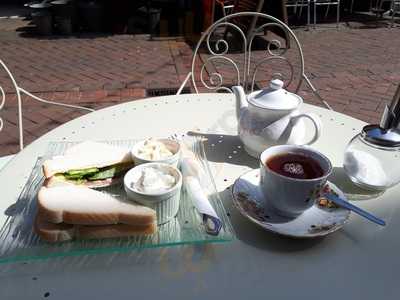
(0, 85, 4, 137)
(232, 0, 262, 12)
(0, 59, 94, 152)
(190, 12, 306, 95)
(0, 59, 25, 151)
(216, 0, 235, 17)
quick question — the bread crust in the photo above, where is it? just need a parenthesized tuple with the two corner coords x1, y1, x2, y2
(42, 141, 133, 179)
(37, 186, 156, 226)
(35, 213, 157, 242)
(34, 214, 75, 242)
(76, 222, 157, 239)
(42, 158, 133, 179)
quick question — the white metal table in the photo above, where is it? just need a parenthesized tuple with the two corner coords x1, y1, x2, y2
(1, 94, 398, 300)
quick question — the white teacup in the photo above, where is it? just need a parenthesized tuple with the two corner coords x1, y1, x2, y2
(260, 145, 332, 217)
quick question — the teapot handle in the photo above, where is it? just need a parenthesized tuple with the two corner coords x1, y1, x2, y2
(290, 113, 322, 145)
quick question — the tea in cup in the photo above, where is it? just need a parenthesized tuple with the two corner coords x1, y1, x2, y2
(260, 145, 332, 217)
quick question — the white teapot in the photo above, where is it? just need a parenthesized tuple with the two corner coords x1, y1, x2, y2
(233, 79, 322, 158)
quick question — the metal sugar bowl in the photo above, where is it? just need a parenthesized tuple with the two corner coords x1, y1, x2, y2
(344, 83, 400, 191)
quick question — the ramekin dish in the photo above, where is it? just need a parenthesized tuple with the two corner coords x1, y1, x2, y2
(123, 162, 182, 225)
(130, 138, 181, 168)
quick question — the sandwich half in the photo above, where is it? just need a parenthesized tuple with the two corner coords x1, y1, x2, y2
(42, 141, 134, 188)
(37, 185, 157, 226)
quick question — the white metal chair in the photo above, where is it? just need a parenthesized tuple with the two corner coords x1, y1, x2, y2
(348, 0, 369, 13)
(314, 0, 341, 28)
(285, 0, 312, 29)
(392, 0, 400, 26)
(177, 12, 331, 110)
(368, 0, 399, 26)
(370, 0, 390, 17)
(378, 0, 400, 26)
(216, 0, 235, 17)
(349, 0, 385, 14)
(0, 59, 94, 169)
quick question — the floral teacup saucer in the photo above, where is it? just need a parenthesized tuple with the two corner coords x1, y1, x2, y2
(232, 169, 351, 238)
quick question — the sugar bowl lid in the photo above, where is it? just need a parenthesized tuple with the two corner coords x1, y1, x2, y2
(361, 124, 400, 148)
(248, 79, 302, 110)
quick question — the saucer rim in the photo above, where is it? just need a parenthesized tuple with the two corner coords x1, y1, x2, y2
(231, 169, 351, 239)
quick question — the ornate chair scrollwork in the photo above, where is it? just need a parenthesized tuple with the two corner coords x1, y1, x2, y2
(0, 59, 94, 167)
(177, 12, 331, 110)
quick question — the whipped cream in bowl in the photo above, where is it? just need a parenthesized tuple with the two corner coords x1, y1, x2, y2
(133, 165, 177, 194)
(131, 138, 181, 167)
(124, 163, 182, 224)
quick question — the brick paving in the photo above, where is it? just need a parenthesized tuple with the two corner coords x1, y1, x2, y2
(0, 15, 399, 156)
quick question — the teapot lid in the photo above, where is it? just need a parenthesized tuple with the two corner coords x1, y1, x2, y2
(248, 79, 301, 110)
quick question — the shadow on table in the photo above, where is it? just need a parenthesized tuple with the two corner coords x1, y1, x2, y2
(2, 160, 45, 242)
(217, 188, 325, 253)
(329, 167, 385, 201)
(187, 131, 259, 169)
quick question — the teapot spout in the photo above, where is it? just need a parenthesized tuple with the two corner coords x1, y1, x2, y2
(232, 86, 248, 120)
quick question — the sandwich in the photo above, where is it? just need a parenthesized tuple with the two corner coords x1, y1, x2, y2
(42, 141, 134, 188)
(37, 185, 156, 226)
(35, 185, 157, 242)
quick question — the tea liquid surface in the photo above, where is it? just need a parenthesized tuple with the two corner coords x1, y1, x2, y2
(266, 153, 324, 179)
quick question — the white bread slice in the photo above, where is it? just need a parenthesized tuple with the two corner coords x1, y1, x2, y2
(35, 214, 157, 242)
(76, 222, 156, 239)
(35, 214, 75, 242)
(42, 141, 133, 179)
(38, 186, 156, 226)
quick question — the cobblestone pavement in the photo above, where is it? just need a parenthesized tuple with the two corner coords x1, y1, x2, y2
(0, 15, 399, 156)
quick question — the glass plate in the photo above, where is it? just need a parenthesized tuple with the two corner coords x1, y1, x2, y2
(0, 138, 235, 264)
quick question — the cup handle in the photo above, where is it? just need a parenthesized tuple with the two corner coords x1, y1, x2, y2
(290, 113, 322, 145)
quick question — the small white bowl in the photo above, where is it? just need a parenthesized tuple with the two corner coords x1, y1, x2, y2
(131, 138, 181, 168)
(124, 162, 182, 225)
